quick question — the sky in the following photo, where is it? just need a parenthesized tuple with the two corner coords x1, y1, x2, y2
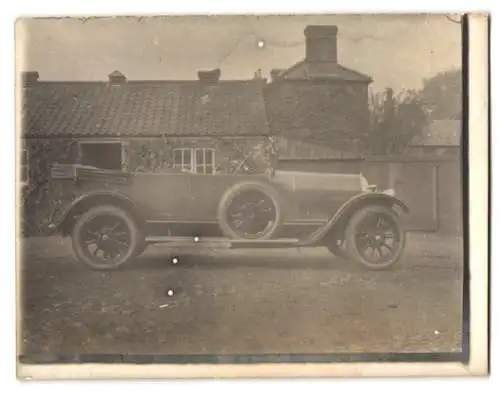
(16, 14, 462, 93)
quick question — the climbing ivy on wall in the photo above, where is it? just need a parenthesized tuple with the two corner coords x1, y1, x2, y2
(20, 139, 81, 236)
(128, 140, 174, 172)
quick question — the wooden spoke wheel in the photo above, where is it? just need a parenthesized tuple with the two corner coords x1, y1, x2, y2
(218, 182, 282, 240)
(71, 205, 142, 270)
(345, 205, 406, 270)
(226, 190, 277, 239)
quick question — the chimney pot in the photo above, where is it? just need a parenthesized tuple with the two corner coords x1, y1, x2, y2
(304, 25, 338, 38)
(197, 68, 221, 85)
(304, 25, 338, 63)
(108, 70, 127, 84)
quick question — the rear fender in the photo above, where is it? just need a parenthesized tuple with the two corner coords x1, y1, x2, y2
(51, 191, 145, 236)
(299, 192, 409, 246)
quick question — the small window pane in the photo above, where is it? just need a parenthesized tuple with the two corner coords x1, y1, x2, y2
(195, 149, 204, 164)
(205, 149, 213, 165)
(174, 150, 183, 166)
(184, 149, 191, 168)
(173, 148, 214, 174)
(80, 143, 122, 170)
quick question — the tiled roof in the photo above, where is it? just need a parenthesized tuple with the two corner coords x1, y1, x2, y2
(22, 80, 270, 138)
(276, 136, 363, 160)
(275, 60, 372, 83)
(410, 120, 462, 147)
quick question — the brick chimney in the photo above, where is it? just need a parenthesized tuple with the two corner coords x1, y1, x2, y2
(108, 70, 127, 84)
(304, 25, 338, 63)
(197, 68, 221, 85)
(22, 71, 39, 87)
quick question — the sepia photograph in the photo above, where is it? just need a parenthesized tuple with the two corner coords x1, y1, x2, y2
(13, 12, 488, 379)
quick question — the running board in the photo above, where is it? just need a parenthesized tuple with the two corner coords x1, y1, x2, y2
(145, 236, 300, 249)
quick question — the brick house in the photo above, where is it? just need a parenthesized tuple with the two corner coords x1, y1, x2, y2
(19, 24, 372, 236)
(20, 69, 273, 235)
(264, 25, 372, 173)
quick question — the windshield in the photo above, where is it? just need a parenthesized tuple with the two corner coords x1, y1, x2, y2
(230, 137, 278, 175)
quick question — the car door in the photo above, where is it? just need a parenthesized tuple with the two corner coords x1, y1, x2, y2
(130, 172, 193, 220)
(133, 147, 220, 221)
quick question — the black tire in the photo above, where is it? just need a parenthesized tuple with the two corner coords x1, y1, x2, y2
(345, 205, 406, 270)
(71, 205, 143, 270)
(217, 181, 282, 240)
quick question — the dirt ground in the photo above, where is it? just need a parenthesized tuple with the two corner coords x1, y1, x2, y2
(19, 233, 464, 357)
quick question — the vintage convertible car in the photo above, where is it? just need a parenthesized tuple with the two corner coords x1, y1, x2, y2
(48, 161, 409, 271)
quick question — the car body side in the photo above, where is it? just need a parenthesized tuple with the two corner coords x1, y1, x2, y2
(50, 169, 408, 245)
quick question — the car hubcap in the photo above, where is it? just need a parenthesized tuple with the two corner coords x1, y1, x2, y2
(80, 215, 132, 264)
(227, 191, 276, 238)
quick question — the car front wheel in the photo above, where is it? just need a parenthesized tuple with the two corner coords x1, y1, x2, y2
(345, 205, 406, 270)
(71, 205, 143, 270)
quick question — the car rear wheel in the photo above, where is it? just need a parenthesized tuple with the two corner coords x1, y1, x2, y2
(218, 182, 282, 240)
(345, 205, 406, 270)
(71, 205, 143, 270)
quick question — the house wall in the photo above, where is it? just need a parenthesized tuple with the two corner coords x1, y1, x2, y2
(265, 80, 369, 147)
(406, 145, 460, 157)
(361, 156, 463, 236)
(20, 138, 80, 236)
(20, 136, 270, 236)
(436, 159, 464, 236)
(277, 159, 362, 174)
(125, 137, 271, 173)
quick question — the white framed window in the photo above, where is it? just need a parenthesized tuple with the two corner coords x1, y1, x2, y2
(79, 141, 126, 170)
(20, 147, 28, 185)
(173, 148, 215, 174)
(173, 148, 192, 172)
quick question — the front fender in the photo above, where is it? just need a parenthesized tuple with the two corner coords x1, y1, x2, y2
(48, 190, 142, 235)
(298, 192, 409, 246)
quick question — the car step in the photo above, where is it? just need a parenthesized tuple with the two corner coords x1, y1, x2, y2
(145, 236, 300, 249)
